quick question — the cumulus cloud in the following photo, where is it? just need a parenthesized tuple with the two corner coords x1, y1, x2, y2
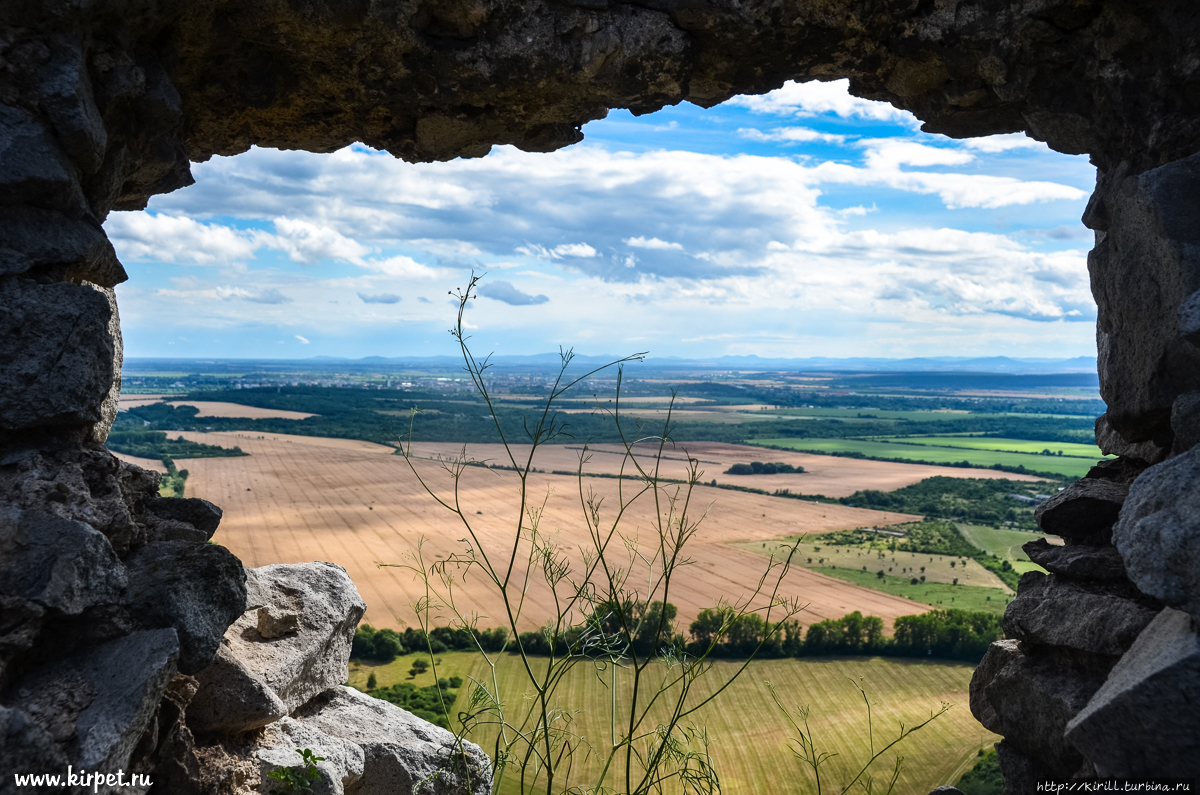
(725, 79, 913, 122)
(271, 217, 370, 264)
(106, 213, 259, 264)
(476, 280, 550, 305)
(624, 236, 684, 251)
(358, 292, 402, 304)
(216, 286, 293, 304)
(517, 242, 599, 259)
(737, 127, 847, 144)
(960, 133, 1047, 154)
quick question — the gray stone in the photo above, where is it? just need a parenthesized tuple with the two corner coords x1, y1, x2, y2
(298, 687, 492, 795)
(1065, 608, 1200, 777)
(1181, 288, 1200, 348)
(1022, 538, 1128, 581)
(254, 717, 364, 795)
(1172, 391, 1200, 454)
(187, 643, 287, 735)
(0, 105, 85, 211)
(37, 39, 108, 175)
(256, 604, 299, 639)
(0, 278, 115, 433)
(145, 497, 223, 540)
(0, 509, 126, 615)
(124, 541, 247, 674)
(0, 206, 125, 286)
(0, 704, 69, 793)
(1035, 478, 1127, 544)
(1094, 413, 1168, 465)
(1003, 572, 1158, 657)
(230, 563, 365, 713)
(994, 740, 1054, 795)
(970, 639, 1104, 777)
(5, 629, 179, 774)
(1089, 151, 1200, 443)
(1112, 446, 1200, 621)
(0, 596, 44, 692)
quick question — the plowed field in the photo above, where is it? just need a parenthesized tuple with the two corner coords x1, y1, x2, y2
(165, 432, 936, 634)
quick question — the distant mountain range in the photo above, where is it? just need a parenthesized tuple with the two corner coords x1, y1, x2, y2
(126, 354, 1097, 375)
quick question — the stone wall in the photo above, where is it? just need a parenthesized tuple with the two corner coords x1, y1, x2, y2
(1, 1, 1198, 792)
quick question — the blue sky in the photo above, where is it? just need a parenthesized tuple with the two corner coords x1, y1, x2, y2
(106, 80, 1098, 361)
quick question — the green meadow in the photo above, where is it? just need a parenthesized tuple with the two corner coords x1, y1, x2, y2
(751, 437, 1098, 477)
(349, 651, 996, 795)
(891, 436, 1106, 459)
(956, 524, 1048, 575)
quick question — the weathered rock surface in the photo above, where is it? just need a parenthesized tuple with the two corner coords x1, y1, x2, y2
(1065, 608, 1200, 777)
(255, 717, 365, 795)
(144, 496, 222, 543)
(1087, 151, 1200, 443)
(970, 639, 1106, 777)
(123, 541, 247, 674)
(186, 644, 287, 735)
(1035, 478, 1127, 544)
(2, 629, 178, 774)
(299, 687, 492, 795)
(1112, 446, 1200, 621)
(1003, 572, 1158, 657)
(1173, 391, 1200, 454)
(0, 278, 114, 438)
(1023, 538, 1128, 581)
(1094, 413, 1169, 464)
(230, 562, 365, 713)
(0, 509, 126, 615)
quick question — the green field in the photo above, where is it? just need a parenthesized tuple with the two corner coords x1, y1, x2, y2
(751, 437, 1097, 477)
(890, 436, 1106, 459)
(351, 652, 996, 794)
(811, 567, 1011, 614)
(957, 524, 1048, 575)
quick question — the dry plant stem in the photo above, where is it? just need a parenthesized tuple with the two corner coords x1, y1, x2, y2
(385, 274, 804, 795)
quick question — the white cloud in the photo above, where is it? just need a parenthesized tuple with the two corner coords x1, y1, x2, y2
(477, 280, 549, 306)
(737, 127, 847, 144)
(860, 139, 976, 168)
(106, 213, 259, 264)
(358, 292, 401, 304)
(270, 217, 370, 265)
(961, 133, 1047, 154)
(216, 286, 293, 304)
(295, 334, 310, 344)
(359, 255, 440, 279)
(624, 236, 684, 251)
(725, 79, 913, 122)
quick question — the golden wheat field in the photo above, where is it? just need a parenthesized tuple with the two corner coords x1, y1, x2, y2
(145, 432, 956, 635)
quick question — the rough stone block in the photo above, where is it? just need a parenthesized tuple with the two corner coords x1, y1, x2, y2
(5, 629, 179, 773)
(298, 686, 492, 795)
(254, 717, 365, 795)
(1090, 151, 1200, 443)
(1094, 413, 1168, 464)
(145, 497, 222, 539)
(187, 643, 287, 735)
(1112, 446, 1200, 621)
(0, 105, 85, 211)
(0, 206, 125, 286)
(37, 39, 108, 175)
(1035, 478, 1127, 543)
(1002, 572, 1157, 656)
(1172, 391, 1200, 454)
(0, 704, 69, 785)
(1065, 608, 1200, 777)
(229, 562, 365, 713)
(124, 541, 247, 674)
(0, 278, 115, 434)
(0, 509, 126, 615)
(1022, 538, 1128, 581)
(969, 639, 1104, 777)
(0, 596, 44, 692)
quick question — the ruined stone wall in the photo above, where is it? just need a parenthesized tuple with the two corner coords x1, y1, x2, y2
(1, 1, 1198, 792)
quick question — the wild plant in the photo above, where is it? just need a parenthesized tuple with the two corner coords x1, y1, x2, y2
(386, 275, 803, 795)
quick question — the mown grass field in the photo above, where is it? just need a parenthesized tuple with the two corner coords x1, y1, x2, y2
(752, 438, 1097, 478)
(349, 652, 995, 794)
(809, 567, 1011, 614)
(890, 436, 1105, 459)
(956, 524, 1048, 575)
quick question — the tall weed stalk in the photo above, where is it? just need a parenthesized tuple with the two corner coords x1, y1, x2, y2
(386, 276, 803, 795)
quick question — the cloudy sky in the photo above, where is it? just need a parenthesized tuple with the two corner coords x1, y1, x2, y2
(106, 80, 1098, 361)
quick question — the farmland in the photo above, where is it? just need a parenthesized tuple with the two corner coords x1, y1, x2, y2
(957, 524, 1048, 575)
(348, 651, 995, 795)
(751, 437, 1099, 478)
(890, 436, 1105, 458)
(165, 432, 940, 633)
